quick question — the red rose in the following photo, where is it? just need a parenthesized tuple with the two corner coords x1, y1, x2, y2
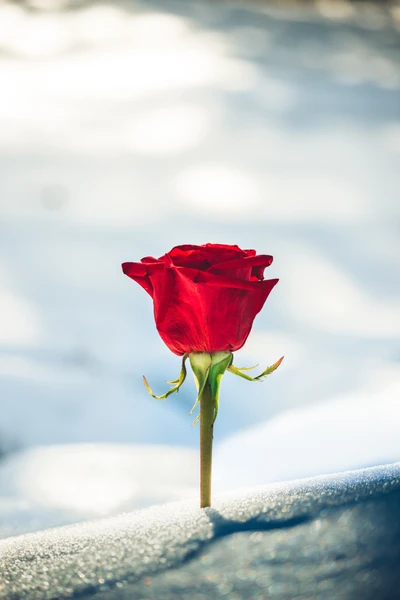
(122, 243, 278, 356)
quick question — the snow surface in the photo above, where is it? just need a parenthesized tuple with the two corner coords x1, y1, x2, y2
(214, 377, 400, 490)
(1, 463, 399, 600)
(0, 444, 198, 538)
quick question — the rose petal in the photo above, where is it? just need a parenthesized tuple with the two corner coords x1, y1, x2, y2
(149, 264, 211, 354)
(122, 261, 160, 296)
(123, 243, 279, 355)
(243, 249, 257, 257)
(148, 261, 278, 354)
(165, 243, 247, 269)
(208, 254, 273, 281)
(140, 256, 162, 264)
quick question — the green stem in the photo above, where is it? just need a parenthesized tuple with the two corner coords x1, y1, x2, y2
(200, 382, 213, 508)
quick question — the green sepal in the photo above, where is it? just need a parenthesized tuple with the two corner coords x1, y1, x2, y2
(188, 353, 212, 417)
(189, 351, 233, 425)
(208, 352, 233, 424)
(143, 354, 188, 400)
(228, 356, 284, 382)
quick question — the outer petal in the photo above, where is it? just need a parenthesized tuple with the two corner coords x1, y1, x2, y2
(140, 256, 161, 264)
(122, 261, 163, 297)
(165, 244, 247, 270)
(148, 263, 213, 355)
(208, 254, 273, 281)
(196, 275, 279, 353)
(243, 249, 256, 257)
(148, 262, 279, 354)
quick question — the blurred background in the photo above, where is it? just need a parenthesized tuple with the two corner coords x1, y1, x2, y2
(0, 0, 399, 536)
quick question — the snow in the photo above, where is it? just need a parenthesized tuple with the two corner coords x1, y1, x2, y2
(0, 444, 198, 538)
(0, 0, 399, 536)
(214, 376, 400, 491)
(1, 463, 399, 600)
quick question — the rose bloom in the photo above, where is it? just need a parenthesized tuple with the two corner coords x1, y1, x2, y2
(122, 243, 278, 356)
